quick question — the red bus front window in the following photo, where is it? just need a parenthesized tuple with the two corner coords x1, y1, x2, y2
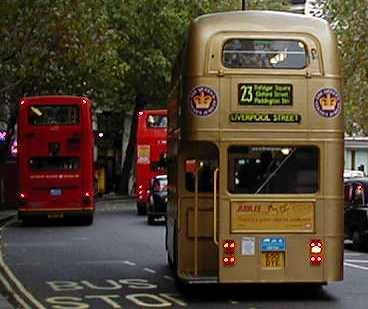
(29, 105, 80, 125)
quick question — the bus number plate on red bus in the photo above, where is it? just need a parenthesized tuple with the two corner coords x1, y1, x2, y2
(50, 188, 62, 196)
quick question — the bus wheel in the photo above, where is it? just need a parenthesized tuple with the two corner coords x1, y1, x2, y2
(137, 202, 147, 216)
(22, 217, 33, 226)
(147, 214, 155, 225)
(81, 214, 94, 226)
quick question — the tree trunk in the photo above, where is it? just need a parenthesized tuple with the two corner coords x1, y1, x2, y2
(119, 95, 145, 194)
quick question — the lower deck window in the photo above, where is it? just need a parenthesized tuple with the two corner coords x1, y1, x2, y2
(228, 146, 319, 194)
(29, 157, 80, 170)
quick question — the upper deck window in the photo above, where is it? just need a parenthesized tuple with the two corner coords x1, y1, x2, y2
(29, 105, 80, 125)
(147, 115, 167, 128)
(223, 39, 307, 69)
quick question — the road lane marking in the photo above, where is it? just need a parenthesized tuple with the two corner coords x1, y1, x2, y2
(0, 272, 31, 309)
(344, 252, 363, 256)
(163, 275, 174, 281)
(15, 262, 41, 267)
(144, 268, 157, 273)
(344, 262, 368, 271)
(0, 219, 47, 309)
(345, 259, 368, 263)
(77, 260, 132, 265)
(123, 260, 136, 266)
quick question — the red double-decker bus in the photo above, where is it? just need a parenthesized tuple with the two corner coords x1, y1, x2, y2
(135, 109, 167, 215)
(17, 96, 95, 225)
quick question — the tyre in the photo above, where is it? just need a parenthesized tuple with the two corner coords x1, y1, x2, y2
(147, 214, 155, 225)
(352, 229, 365, 251)
(137, 202, 147, 216)
(81, 214, 94, 226)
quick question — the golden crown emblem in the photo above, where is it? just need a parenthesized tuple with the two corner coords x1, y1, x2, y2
(319, 93, 337, 111)
(193, 91, 213, 109)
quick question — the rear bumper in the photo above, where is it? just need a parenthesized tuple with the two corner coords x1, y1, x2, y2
(18, 208, 94, 220)
(148, 202, 167, 216)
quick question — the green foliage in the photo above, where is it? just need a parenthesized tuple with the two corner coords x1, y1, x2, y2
(0, 0, 124, 117)
(0, 0, 292, 125)
(324, 0, 368, 135)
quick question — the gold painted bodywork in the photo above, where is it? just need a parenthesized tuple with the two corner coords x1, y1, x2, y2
(167, 11, 343, 284)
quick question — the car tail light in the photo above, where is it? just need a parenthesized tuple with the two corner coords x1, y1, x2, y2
(223, 256, 236, 266)
(223, 240, 236, 255)
(309, 239, 323, 265)
(83, 192, 92, 204)
(18, 192, 27, 206)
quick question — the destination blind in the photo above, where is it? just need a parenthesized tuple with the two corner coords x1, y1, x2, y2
(238, 83, 293, 106)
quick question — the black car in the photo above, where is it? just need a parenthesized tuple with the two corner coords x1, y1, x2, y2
(147, 175, 168, 225)
(344, 177, 368, 250)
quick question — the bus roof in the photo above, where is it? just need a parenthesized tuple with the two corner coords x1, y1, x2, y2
(193, 10, 330, 32)
(20, 96, 91, 105)
(187, 10, 339, 76)
(141, 109, 167, 113)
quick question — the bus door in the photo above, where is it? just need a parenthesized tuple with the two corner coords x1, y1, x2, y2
(181, 142, 219, 278)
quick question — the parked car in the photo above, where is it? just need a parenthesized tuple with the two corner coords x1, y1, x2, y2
(344, 169, 364, 179)
(344, 177, 368, 250)
(147, 175, 168, 225)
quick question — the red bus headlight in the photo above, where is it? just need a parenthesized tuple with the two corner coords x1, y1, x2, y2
(309, 239, 323, 265)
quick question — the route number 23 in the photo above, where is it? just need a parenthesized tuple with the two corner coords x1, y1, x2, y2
(239, 85, 254, 104)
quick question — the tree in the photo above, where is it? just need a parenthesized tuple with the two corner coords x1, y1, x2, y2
(0, 0, 125, 162)
(323, 0, 368, 135)
(109, 0, 290, 193)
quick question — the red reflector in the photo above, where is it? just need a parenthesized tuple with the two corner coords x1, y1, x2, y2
(309, 239, 323, 265)
(223, 256, 236, 266)
(223, 240, 236, 255)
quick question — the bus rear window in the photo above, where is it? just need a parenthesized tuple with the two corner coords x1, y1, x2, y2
(223, 39, 307, 69)
(147, 115, 167, 128)
(228, 146, 318, 194)
(29, 105, 80, 125)
(29, 157, 80, 170)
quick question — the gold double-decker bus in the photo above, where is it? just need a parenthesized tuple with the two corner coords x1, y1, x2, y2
(166, 10, 344, 285)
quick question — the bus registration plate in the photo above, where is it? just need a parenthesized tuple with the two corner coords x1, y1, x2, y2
(261, 252, 284, 269)
(50, 188, 62, 196)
